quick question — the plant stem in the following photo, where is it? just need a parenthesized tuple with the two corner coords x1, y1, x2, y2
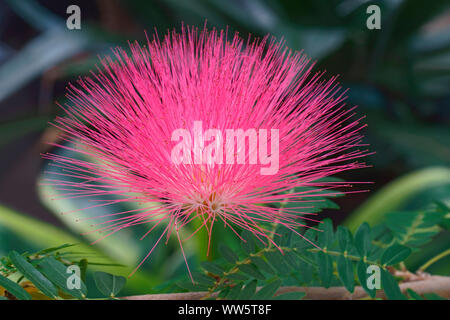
(419, 249, 450, 272)
(123, 275, 450, 300)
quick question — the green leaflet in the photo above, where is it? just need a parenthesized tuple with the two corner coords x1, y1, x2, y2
(9, 251, 58, 299)
(0, 273, 31, 300)
(253, 280, 281, 300)
(381, 244, 412, 266)
(37, 257, 87, 299)
(93, 271, 126, 298)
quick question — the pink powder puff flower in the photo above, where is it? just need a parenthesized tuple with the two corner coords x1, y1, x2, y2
(42, 25, 369, 277)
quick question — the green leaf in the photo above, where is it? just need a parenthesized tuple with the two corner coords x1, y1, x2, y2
(218, 287, 230, 299)
(385, 210, 443, 248)
(337, 256, 354, 293)
(253, 280, 281, 300)
(93, 272, 126, 297)
(226, 283, 243, 300)
(78, 259, 88, 282)
(9, 251, 58, 299)
(37, 257, 87, 299)
(200, 261, 225, 275)
(219, 244, 239, 264)
(436, 202, 450, 230)
(274, 292, 306, 300)
(238, 280, 257, 299)
(250, 256, 275, 275)
(238, 264, 265, 280)
(191, 272, 215, 286)
(35, 244, 76, 255)
(282, 251, 301, 270)
(296, 258, 314, 284)
(0, 273, 31, 300)
(357, 261, 377, 298)
(264, 251, 291, 275)
(381, 244, 412, 266)
(227, 273, 248, 281)
(316, 251, 333, 288)
(295, 229, 316, 249)
(274, 226, 292, 247)
(381, 269, 406, 300)
(354, 223, 371, 257)
(317, 218, 334, 248)
(336, 226, 353, 252)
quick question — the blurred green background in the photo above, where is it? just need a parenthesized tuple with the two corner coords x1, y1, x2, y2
(0, 0, 449, 295)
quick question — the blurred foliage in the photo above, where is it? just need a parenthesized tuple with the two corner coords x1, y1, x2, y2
(0, 0, 449, 299)
(173, 203, 449, 300)
(1, 197, 448, 299)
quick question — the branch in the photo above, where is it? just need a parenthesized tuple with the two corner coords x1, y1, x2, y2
(123, 275, 450, 300)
